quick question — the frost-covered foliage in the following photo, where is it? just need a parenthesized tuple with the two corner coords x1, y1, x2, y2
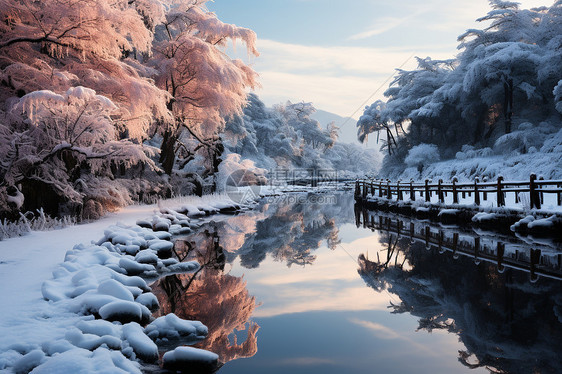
(391, 126, 562, 182)
(223, 94, 380, 180)
(404, 144, 440, 170)
(0, 0, 259, 219)
(0, 209, 75, 240)
(361, 1, 562, 177)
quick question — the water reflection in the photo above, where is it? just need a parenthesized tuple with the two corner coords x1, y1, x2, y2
(233, 194, 349, 268)
(356, 206, 562, 373)
(150, 193, 354, 369)
(151, 227, 259, 368)
(151, 193, 562, 373)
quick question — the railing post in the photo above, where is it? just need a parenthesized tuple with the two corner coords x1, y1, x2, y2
(354, 180, 360, 198)
(425, 179, 430, 202)
(410, 179, 415, 201)
(397, 180, 403, 201)
(496, 242, 505, 273)
(530, 248, 541, 282)
(474, 177, 480, 206)
(497, 176, 505, 207)
(539, 176, 544, 205)
(452, 177, 459, 204)
(438, 179, 444, 204)
(362, 180, 367, 199)
(379, 180, 383, 198)
(530, 173, 541, 209)
(474, 236, 480, 264)
(482, 176, 488, 201)
(387, 179, 392, 199)
(452, 233, 459, 252)
(371, 180, 375, 196)
(558, 184, 561, 206)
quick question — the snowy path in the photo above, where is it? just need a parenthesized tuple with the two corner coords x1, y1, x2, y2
(0, 204, 161, 354)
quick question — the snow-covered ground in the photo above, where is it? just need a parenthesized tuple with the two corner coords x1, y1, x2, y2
(394, 136, 562, 183)
(0, 195, 247, 374)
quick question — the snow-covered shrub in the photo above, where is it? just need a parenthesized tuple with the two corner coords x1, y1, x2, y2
(541, 128, 562, 154)
(404, 144, 440, 170)
(455, 145, 494, 160)
(0, 209, 76, 240)
(494, 122, 549, 154)
(216, 153, 267, 192)
(1, 87, 160, 219)
(554, 79, 562, 114)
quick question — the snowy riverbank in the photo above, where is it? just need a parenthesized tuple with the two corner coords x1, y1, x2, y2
(0, 195, 250, 373)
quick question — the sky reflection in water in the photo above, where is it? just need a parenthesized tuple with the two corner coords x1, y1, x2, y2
(224, 230, 479, 374)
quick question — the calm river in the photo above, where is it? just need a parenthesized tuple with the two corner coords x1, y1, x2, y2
(151, 192, 562, 374)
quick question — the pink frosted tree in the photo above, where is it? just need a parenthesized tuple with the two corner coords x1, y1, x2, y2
(0, 0, 260, 217)
(1, 87, 159, 216)
(151, 0, 259, 175)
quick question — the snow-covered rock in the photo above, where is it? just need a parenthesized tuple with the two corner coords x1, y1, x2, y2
(135, 293, 159, 311)
(527, 215, 562, 236)
(98, 300, 146, 324)
(97, 279, 135, 302)
(145, 313, 208, 342)
(122, 323, 158, 362)
(162, 346, 219, 373)
(118, 258, 155, 276)
(12, 349, 45, 374)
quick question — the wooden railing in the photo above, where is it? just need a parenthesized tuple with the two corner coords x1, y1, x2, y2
(354, 173, 562, 209)
(355, 209, 562, 282)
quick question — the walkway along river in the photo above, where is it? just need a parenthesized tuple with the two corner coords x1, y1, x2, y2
(147, 191, 562, 374)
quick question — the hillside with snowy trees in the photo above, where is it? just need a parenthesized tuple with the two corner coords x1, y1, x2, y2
(0, 0, 376, 222)
(221, 94, 379, 183)
(358, 0, 562, 181)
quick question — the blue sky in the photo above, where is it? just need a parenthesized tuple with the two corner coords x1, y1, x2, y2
(208, 0, 549, 119)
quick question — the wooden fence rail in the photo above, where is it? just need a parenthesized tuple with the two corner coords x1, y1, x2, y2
(354, 173, 562, 209)
(355, 209, 562, 282)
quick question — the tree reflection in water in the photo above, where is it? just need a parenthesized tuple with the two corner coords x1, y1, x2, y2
(151, 228, 259, 368)
(357, 212, 562, 374)
(150, 193, 352, 369)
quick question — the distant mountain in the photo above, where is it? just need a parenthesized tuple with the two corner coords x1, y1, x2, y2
(311, 109, 379, 150)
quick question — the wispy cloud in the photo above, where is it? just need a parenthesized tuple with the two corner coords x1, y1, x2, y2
(348, 8, 428, 41)
(349, 318, 440, 357)
(348, 319, 402, 340)
(256, 39, 421, 76)
(251, 39, 453, 117)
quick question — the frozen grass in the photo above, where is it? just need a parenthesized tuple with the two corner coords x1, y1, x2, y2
(0, 209, 76, 241)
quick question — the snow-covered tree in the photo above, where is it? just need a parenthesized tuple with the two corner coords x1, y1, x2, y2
(223, 95, 379, 177)
(0, 0, 261, 218)
(361, 0, 562, 176)
(1, 87, 158, 216)
(151, 0, 259, 175)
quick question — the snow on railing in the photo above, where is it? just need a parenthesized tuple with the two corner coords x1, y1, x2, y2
(355, 211, 562, 283)
(354, 173, 562, 209)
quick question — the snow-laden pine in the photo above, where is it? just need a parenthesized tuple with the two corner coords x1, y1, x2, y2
(358, 1, 562, 180)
